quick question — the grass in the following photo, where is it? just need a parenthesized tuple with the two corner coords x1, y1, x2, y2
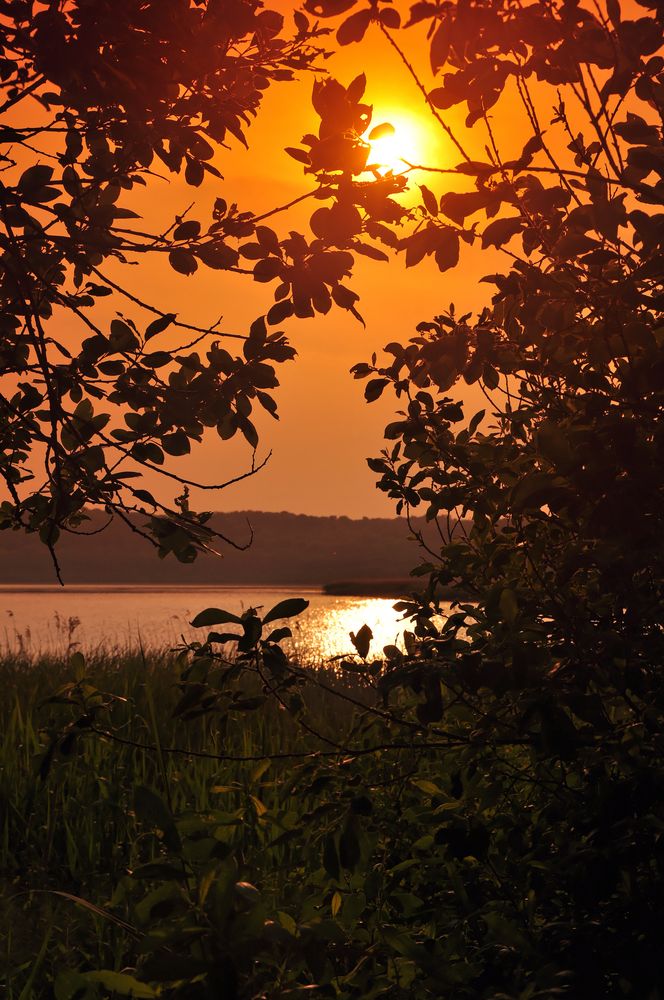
(4, 640, 649, 998)
(0, 645, 369, 995)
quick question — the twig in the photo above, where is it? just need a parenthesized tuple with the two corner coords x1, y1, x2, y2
(378, 22, 471, 164)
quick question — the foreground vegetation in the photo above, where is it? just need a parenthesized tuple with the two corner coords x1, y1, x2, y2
(2, 588, 663, 999)
(1, 641, 355, 996)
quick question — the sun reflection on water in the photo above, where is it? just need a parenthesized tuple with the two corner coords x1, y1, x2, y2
(288, 597, 412, 663)
(0, 586, 451, 662)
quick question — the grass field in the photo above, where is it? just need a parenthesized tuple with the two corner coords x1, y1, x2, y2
(3, 627, 659, 1000)
(0, 645, 384, 996)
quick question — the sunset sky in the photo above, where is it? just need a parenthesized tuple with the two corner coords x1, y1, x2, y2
(100, 5, 495, 519)
(4, 0, 651, 525)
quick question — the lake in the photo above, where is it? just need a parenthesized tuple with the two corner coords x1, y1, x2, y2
(0, 585, 430, 662)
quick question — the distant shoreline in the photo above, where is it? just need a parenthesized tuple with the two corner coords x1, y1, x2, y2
(323, 580, 467, 600)
(0, 580, 468, 600)
(0, 510, 463, 587)
(0, 583, 322, 594)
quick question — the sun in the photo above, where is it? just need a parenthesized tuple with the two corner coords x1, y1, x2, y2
(365, 111, 434, 175)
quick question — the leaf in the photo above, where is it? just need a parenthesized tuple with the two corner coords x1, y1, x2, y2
(504, 133, 543, 171)
(70, 650, 86, 680)
(364, 378, 388, 402)
(238, 415, 258, 449)
(323, 835, 340, 881)
(142, 352, 171, 368)
(468, 408, 485, 436)
(190, 608, 243, 627)
(172, 220, 201, 241)
(82, 972, 159, 998)
(417, 678, 444, 724)
(368, 122, 395, 142)
(168, 248, 197, 275)
(110, 319, 138, 351)
(499, 588, 518, 625)
(382, 925, 430, 963)
(553, 232, 598, 259)
(614, 114, 660, 145)
(419, 184, 438, 216)
(379, 7, 400, 28)
(510, 472, 567, 512)
(481, 217, 522, 249)
(339, 816, 361, 871)
(412, 779, 443, 797)
(429, 86, 453, 110)
(235, 881, 261, 903)
(430, 21, 450, 73)
(251, 759, 271, 783)
(133, 785, 181, 852)
(54, 970, 91, 1000)
(263, 597, 310, 625)
(482, 364, 499, 390)
(606, 0, 621, 26)
(434, 230, 460, 271)
(346, 72, 366, 103)
(18, 163, 53, 192)
(145, 314, 176, 340)
(46, 891, 139, 938)
(337, 8, 372, 45)
(439, 190, 488, 224)
(172, 683, 209, 719)
(267, 300, 294, 325)
(206, 631, 241, 644)
(265, 626, 292, 643)
(285, 146, 311, 165)
(350, 623, 373, 659)
(239, 242, 264, 260)
(404, 227, 436, 267)
(161, 430, 190, 456)
(353, 242, 389, 262)
(303, 0, 357, 14)
(537, 420, 573, 470)
(184, 158, 204, 186)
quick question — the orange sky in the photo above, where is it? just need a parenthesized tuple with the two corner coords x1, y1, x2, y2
(93, 3, 500, 519)
(7, 1, 651, 520)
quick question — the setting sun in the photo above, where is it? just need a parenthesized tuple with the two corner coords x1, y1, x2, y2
(365, 111, 434, 174)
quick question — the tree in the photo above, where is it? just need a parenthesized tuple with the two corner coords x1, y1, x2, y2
(92, 0, 663, 992)
(290, 0, 664, 994)
(0, 0, 332, 576)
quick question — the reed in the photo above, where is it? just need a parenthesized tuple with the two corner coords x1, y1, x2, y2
(0, 646, 367, 996)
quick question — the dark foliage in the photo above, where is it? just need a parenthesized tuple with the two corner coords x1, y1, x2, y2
(0, 0, 328, 572)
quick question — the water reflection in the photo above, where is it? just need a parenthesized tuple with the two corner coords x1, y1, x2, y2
(0, 585, 435, 662)
(289, 597, 410, 663)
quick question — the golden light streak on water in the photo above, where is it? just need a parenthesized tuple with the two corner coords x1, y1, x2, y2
(0, 586, 450, 663)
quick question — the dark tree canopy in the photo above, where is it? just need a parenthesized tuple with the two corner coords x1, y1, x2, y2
(0, 0, 332, 573)
(289, 0, 664, 993)
(174, 0, 664, 994)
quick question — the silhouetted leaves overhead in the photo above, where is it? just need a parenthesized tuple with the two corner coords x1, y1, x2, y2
(0, 0, 328, 570)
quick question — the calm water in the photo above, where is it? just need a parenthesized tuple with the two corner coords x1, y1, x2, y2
(0, 585, 430, 662)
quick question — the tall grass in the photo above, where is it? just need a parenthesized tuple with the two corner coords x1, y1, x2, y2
(0, 646, 363, 995)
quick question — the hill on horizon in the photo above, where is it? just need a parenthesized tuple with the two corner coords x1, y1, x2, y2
(0, 510, 447, 586)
